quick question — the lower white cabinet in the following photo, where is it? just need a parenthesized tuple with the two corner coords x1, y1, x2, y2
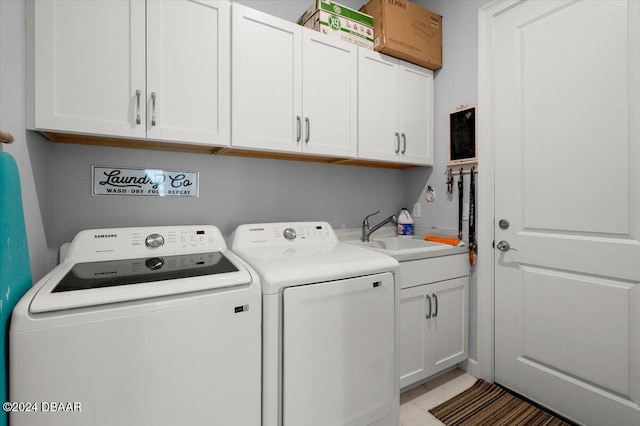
(399, 254, 469, 389)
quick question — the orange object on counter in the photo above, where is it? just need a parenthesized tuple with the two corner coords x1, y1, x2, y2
(424, 235, 460, 246)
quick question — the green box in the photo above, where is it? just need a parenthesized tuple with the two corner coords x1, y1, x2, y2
(298, 0, 374, 49)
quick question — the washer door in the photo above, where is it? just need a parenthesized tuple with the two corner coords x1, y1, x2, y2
(283, 272, 395, 426)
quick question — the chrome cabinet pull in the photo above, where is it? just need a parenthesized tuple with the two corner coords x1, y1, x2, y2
(395, 132, 400, 154)
(151, 92, 157, 126)
(305, 117, 310, 144)
(401, 133, 407, 154)
(426, 294, 432, 319)
(296, 116, 301, 143)
(135, 90, 141, 125)
(433, 293, 438, 317)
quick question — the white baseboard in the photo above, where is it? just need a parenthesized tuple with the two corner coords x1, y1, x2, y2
(458, 358, 480, 379)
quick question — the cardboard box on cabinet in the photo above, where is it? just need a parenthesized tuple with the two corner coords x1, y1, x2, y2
(360, 0, 442, 70)
(298, 0, 374, 49)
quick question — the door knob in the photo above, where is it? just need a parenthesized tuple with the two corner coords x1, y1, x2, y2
(496, 240, 511, 251)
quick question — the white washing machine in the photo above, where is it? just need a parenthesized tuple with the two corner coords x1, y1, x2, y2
(231, 221, 400, 426)
(9, 225, 261, 426)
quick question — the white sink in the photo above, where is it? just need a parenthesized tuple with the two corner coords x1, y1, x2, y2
(347, 236, 453, 260)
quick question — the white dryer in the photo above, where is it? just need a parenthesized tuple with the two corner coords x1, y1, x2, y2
(9, 225, 261, 426)
(231, 222, 400, 426)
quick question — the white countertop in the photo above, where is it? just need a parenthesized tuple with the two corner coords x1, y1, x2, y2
(334, 226, 469, 261)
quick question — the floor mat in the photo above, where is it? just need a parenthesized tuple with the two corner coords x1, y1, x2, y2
(429, 379, 571, 426)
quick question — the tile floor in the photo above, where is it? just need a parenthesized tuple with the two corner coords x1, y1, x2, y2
(399, 368, 478, 426)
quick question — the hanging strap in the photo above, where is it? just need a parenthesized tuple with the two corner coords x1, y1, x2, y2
(469, 167, 477, 265)
(457, 169, 464, 241)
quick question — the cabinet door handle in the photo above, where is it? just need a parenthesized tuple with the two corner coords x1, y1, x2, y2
(305, 117, 310, 144)
(433, 293, 438, 317)
(296, 116, 301, 143)
(151, 92, 157, 126)
(425, 294, 432, 319)
(395, 132, 400, 154)
(401, 133, 407, 154)
(135, 90, 141, 125)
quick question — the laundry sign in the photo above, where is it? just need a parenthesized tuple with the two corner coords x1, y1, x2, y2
(92, 166, 199, 197)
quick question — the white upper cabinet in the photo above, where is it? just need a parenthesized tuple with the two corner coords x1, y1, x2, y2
(27, 0, 230, 147)
(232, 4, 357, 159)
(27, 1, 432, 165)
(358, 49, 434, 166)
(231, 6, 301, 153)
(146, 0, 230, 146)
(397, 64, 434, 165)
(27, 0, 147, 139)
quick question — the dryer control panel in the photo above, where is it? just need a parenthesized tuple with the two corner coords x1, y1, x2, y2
(232, 222, 338, 249)
(64, 226, 228, 262)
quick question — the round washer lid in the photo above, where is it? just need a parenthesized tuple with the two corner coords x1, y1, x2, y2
(29, 250, 253, 313)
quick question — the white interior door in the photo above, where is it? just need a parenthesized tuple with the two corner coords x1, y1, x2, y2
(492, 1, 640, 425)
(283, 273, 395, 426)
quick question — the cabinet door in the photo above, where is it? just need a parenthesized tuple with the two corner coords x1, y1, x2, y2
(146, 0, 230, 146)
(28, 0, 146, 138)
(399, 285, 430, 389)
(428, 277, 469, 373)
(231, 5, 302, 153)
(301, 30, 357, 158)
(397, 62, 434, 165)
(357, 49, 400, 162)
(283, 273, 395, 426)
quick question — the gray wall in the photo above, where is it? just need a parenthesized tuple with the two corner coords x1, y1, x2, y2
(47, 144, 405, 250)
(411, 0, 491, 363)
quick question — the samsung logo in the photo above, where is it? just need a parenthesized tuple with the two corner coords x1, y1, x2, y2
(249, 228, 264, 232)
(94, 271, 117, 276)
(94, 234, 117, 239)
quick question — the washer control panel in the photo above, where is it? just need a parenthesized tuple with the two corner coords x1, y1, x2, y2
(232, 222, 338, 249)
(65, 226, 228, 261)
(132, 228, 223, 250)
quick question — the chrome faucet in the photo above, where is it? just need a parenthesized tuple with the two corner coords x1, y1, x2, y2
(361, 211, 397, 242)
